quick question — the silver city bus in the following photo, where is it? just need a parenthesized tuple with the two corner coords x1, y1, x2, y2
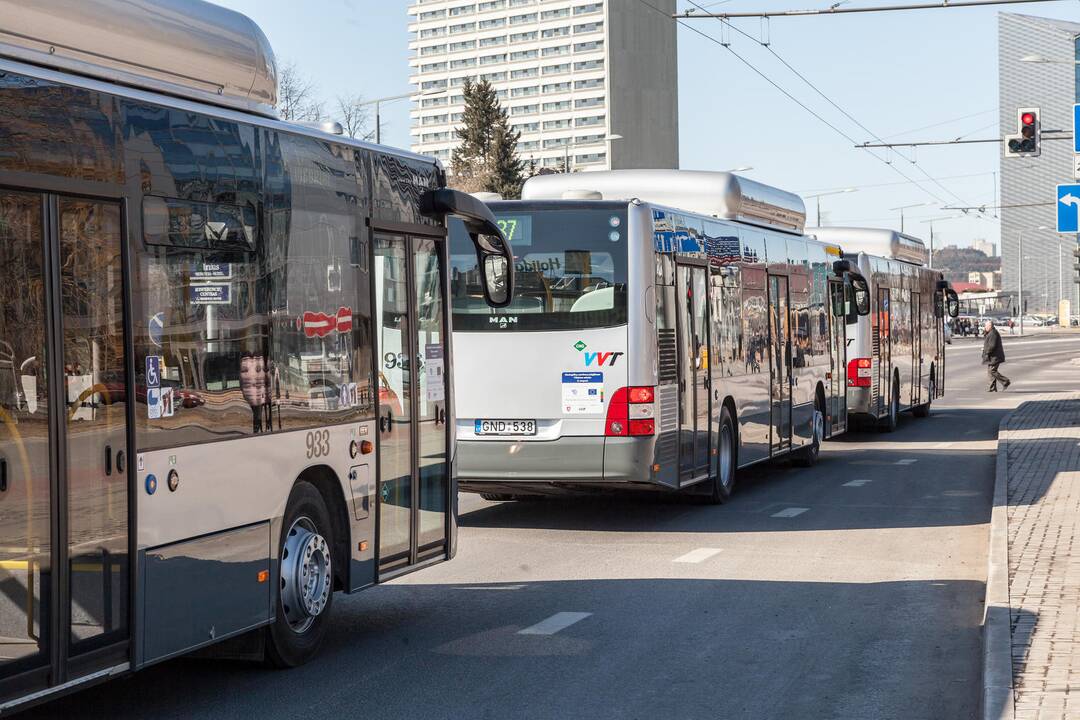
(0, 0, 512, 710)
(807, 227, 959, 430)
(450, 170, 870, 502)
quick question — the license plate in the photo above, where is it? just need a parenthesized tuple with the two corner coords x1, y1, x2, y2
(475, 419, 536, 436)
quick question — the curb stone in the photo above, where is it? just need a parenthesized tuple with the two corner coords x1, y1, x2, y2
(982, 411, 1014, 720)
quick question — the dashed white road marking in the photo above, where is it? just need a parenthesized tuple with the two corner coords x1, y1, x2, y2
(772, 507, 809, 518)
(896, 459, 918, 465)
(455, 585, 527, 591)
(965, 430, 979, 435)
(673, 547, 723, 564)
(843, 479, 871, 487)
(933, 442, 954, 449)
(518, 612, 592, 636)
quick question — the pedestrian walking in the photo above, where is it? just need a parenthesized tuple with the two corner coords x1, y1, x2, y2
(982, 320, 1010, 392)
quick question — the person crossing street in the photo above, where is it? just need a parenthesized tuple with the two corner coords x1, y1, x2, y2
(982, 319, 1010, 392)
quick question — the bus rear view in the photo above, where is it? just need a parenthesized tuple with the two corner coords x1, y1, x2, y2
(451, 200, 653, 497)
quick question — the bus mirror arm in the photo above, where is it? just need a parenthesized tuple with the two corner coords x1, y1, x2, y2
(419, 188, 515, 309)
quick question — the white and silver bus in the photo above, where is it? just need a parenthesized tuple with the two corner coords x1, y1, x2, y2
(450, 170, 871, 502)
(807, 228, 958, 431)
(0, 0, 512, 710)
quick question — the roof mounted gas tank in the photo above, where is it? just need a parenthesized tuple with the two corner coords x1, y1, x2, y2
(521, 169, 807, 234)
(807, 226, 930, 266)
(0, 0, 278, 117)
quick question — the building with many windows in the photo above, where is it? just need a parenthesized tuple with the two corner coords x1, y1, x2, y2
(407, 0, 678, 174)
(999, 13, 1080, 314)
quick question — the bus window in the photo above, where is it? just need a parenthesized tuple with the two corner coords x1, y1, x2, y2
(450, 207, 628, 331)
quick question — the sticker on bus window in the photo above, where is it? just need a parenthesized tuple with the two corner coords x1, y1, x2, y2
(425, 346, 445, 402)
(561, 372, 604, 415)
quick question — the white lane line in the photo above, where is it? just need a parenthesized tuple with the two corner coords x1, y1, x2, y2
(843, 479, 871, 487)
(772, 507, 809, 518)
(518, 612, 592, 636)
(455, 585, 527, 591)
(673, 547, 723, 564)
(965, 429, 979, 435)
(933, 442, 954, 449)
(896, 459, 918, 465)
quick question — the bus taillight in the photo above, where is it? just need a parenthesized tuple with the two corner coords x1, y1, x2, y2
(606, 386, 656, 436)
(847, 358, 872, 387)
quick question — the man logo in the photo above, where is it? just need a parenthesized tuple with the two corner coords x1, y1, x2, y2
(490, 316, 518, 328)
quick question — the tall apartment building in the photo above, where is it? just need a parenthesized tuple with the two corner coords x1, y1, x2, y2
(999, 13, 1080, 313)
(407, 0, 678, 174)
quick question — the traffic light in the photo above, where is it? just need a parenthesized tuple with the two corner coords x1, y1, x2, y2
(1005, 107, 1041, 158)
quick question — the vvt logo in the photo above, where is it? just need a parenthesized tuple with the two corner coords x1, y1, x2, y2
(572, 340, 624, 367)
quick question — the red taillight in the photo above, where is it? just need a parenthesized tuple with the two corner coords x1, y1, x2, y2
(847, 357, 872, 388)
(606, 386, 656, 436)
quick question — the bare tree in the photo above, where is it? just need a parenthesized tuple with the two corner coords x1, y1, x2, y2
(335, 94, 375, 140)
(277, 62, 324, 122)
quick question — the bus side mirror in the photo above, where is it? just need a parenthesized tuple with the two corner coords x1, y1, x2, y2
(945, 288, 960, 318)
(481, 251, 510, 307)
(852, 278, 871, 317)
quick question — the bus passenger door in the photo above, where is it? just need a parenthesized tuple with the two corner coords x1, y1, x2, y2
(768, 275, 792, 453)
(876, 288, 891, 416)
(0, 191, 131, 703)
(827, 280, 848, 436)
(374, 233, 450, 576)
(676, 264, 711, 481)
(911, 292, 922, 406)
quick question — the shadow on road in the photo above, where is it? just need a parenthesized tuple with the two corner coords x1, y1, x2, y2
(23, 577, 986, 720)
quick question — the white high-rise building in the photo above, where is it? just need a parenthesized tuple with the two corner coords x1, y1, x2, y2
(407, 0, 678, 174)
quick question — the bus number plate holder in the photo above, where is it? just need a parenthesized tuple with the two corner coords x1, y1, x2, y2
(475, 419, 537, 436)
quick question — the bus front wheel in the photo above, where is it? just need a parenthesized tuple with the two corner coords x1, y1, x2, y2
(267, 481, 335, 668)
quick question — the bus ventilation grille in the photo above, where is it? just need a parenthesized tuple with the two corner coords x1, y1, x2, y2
(656, 384, 679, 465)
(658, 329, 678, 383)
(871, 326, 880, 406)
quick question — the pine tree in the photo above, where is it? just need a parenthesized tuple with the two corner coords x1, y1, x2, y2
(449, 78, 525, 198)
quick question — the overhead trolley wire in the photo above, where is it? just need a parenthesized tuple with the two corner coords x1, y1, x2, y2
(636, 0, 952, 207)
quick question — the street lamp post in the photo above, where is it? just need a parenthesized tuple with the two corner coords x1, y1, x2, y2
(358, 92, 412, 145)
(562, 133, 622, 173)
(1017, 225, 1050, 336)
(889, 202, 932, 233)
(804, 188, 857, 226)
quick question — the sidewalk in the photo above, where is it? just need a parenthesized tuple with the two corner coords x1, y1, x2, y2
(984, 393, 1080, 719)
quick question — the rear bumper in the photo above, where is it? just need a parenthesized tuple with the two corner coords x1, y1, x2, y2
(456, 435, 657, 488)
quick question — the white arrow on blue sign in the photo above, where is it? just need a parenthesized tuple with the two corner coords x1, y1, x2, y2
(1057, 184, 1080, 233)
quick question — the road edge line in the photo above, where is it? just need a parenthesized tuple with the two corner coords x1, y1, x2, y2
(982, 409, 1016, 720)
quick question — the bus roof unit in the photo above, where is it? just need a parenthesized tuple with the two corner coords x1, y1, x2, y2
(807, 227, 930, 266)
(0, 0, 278, 117)
(522, 169, 807, 235)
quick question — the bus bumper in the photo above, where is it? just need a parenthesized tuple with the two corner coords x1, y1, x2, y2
(456, 435, 656, 489)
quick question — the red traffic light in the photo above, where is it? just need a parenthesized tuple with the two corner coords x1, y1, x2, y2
(1021, 112, 1036, 125)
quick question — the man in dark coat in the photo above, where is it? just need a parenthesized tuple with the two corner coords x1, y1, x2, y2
(982, 320, 1010, 392)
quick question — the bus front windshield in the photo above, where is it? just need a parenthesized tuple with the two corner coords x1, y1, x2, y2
(450, 206, 628, 331)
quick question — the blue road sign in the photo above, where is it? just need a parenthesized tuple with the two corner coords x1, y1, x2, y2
(148, 312, 164, 347)
(1058, 185, 1080, 233)
(1074, 105, 1080, 153)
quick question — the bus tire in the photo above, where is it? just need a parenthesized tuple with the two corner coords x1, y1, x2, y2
(792, 396, 824, 467)
(878, 382, 899, 433)
(913, 372, 934, 418)
(479, 493, 516, 502)
(267, 481, 335, 668)
(706, 407, 737, 504)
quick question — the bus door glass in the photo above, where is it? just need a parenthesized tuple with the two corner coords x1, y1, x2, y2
(375, 233, 448, 575)
(912, 292, 922, 406)
(877, 287, 891, 416)
(676, 264, 710, 478)
(768, 275, 792, 452)
(0, 191, 130, 700)
(827, 280, 847, 436)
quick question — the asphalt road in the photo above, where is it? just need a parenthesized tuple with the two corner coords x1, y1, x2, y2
(26, 334, 1080, 720)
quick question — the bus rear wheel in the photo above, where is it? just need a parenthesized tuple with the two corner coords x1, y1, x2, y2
(913, 373, 934, 418)
(879, 383, 900, 433)
(792, 399, 824, 467)
(267, 481, 335, 668)
(706, 407, 737, 504)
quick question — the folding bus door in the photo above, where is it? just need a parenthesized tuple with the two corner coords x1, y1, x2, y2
(768, 275, 792, 453)
(0, 191, 131, 703)
(374, 233, 449, 576)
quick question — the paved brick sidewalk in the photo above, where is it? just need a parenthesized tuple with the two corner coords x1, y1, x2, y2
(1001, 394, 1080, 719)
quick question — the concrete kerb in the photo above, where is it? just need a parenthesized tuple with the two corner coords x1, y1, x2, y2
(982, 408, 1015, 720)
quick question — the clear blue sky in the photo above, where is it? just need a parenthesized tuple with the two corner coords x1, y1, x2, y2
(214, 0, 1080, 252)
